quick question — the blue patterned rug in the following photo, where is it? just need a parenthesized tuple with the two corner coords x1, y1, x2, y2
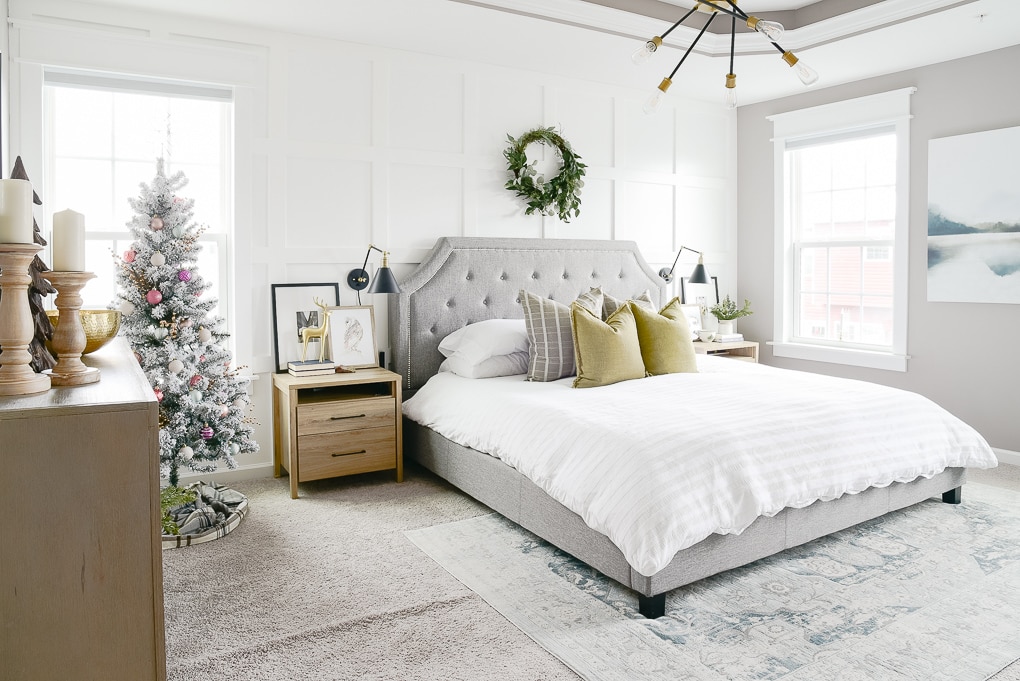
(406, 483, 1020, 680)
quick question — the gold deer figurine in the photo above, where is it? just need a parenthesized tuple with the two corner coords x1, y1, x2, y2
(300, 298, 332, 362)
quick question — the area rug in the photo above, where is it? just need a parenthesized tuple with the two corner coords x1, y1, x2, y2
(406, 483, 1020, 681)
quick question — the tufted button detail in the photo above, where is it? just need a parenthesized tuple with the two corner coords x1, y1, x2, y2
(465, 272, 473, 281)
(532, 272, 539, 279)
(562, 272, 568, 279)
(446, 300, 454, 307)
(482, 298, 490, 306)
(500, 273, 508, 280)
(430, 326, 437, 334)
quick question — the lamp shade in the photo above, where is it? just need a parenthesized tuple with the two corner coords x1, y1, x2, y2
(688, 261, 708, 284)
(367, 266, 401, 294)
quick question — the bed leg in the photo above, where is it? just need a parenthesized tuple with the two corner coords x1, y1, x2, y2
(638, 593, 666, 619)
(942, 486, 962, 504)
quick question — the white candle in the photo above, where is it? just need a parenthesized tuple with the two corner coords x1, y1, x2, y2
(0, 179, 34, 244)
(52, 209, 86, 271)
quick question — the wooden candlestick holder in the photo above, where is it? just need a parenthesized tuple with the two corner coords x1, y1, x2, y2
(0, 243, 51, 396)
(44, 271, 101, 386)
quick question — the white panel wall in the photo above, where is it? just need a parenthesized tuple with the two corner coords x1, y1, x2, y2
(8, 0, 738, 481)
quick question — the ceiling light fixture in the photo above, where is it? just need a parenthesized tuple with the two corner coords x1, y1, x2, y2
(633, 0, 818, 113)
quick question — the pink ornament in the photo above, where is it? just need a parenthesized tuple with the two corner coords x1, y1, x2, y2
(200, 426, 214, 440)
(146, 289, 163, 305)
(153, 387, 164, 402)
(180, 318, 193, 328)
(124, 250, 137, 263)
(189, 374, 202, 388)
(150, 216, 164, 230)
(219, 404, 230, 418)
(178, 269, 192, 282)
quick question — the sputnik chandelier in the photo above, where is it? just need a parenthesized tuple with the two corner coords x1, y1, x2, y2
(632, 0, 818, 113)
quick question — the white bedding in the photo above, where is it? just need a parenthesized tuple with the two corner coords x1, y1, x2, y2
(402, 355, 998, 577)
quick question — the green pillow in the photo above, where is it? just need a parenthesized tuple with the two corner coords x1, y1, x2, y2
(570, 301, 645, 389)
(631, 296, 698, 375)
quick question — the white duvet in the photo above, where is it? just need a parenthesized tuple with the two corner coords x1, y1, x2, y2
(402, 356, 997, 577)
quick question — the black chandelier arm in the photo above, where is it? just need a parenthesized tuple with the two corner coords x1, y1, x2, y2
(729, 14, 736, 74)
(668, 12, 716, 79)
(660, 5, 700, 41)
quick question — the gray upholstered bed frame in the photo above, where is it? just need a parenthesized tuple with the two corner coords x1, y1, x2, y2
(389, 236, 965, 618)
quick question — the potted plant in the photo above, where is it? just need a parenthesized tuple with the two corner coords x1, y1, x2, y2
(710, 295, 753, 335)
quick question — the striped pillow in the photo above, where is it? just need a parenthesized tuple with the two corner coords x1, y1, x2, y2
(520, 289, 603, 382)
(603, 289, 656, 319)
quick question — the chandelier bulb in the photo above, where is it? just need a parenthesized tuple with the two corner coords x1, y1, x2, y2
(643, 77, 672, 115)
(632, 36, 662, 65)
(782, 51, 820, 86)
(724, 73, 737, 109)
(747, 17, 785, 42)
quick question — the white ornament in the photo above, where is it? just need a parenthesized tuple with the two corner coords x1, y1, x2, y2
(198, 327, 213, 343)
(179, 446, 194, 461)
(153, 327, 169, 340)
(120, 300, 136, 315)
(150, 252, 166, 267)
(229, 443, 240, 456)
(168, 359, 185, 374)
(173, 225, 185, 238)
(189, 389, 203, 403)
(233, 398, 247, 411)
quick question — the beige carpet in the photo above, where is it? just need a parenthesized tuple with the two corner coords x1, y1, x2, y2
(164, 464, 1020, 680)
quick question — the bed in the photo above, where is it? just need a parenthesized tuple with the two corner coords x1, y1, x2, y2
(389, 236, 997, 618)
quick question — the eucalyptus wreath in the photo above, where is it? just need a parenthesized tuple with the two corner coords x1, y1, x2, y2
(503, 126, 586, 222)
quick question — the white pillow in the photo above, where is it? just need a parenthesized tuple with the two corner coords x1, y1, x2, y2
(439, 351, 529, 379)
(438, 319, 529, 366)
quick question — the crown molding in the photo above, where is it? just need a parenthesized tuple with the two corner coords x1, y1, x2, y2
(451, 0, 979, 55)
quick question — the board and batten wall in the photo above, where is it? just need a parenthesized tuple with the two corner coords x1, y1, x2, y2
(7, 0, 737, 480)
(735, 44, 1020, 461)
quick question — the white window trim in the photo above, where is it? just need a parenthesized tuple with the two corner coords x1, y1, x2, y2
(768, 87, 915, 372)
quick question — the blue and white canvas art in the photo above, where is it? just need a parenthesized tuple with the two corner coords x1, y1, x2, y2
(927, 125, 1020, 303)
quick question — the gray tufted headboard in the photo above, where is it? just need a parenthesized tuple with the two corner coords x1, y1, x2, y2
(388, 237, 666, 393)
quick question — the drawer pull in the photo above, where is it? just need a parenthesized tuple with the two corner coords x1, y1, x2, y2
(332, 449, 367, 458)
(330, 414, 366, 421)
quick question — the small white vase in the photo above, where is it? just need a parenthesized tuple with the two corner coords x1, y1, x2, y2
(717, 320, 735, 335)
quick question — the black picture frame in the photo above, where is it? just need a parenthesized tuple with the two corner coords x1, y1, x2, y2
(680, 275, 720, 308)
(270, 282, 340, 373)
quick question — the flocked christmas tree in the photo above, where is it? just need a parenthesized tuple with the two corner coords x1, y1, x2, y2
(115, 159, 258, 488)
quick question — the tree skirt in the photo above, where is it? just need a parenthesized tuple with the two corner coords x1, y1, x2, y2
(162, 481, 249, 550)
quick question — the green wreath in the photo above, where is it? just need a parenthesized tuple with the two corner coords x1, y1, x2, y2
(503, 126, 586, 223)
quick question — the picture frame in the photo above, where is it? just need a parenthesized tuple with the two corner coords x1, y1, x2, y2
(679, 304, 703, 335)
(681, 275, 720, 309)
(270, 283, 340, 373)
(327, 306, 378, 369)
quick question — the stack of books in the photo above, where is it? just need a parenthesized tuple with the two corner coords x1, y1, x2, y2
(714, 333, 744, 343)
(287, 359, 336, 377)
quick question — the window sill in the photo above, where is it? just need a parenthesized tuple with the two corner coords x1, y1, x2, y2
(768, 342, 908, 372)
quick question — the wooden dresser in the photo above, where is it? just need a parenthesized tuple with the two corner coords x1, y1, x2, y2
(0, 338, 166, 681)
(272, 367, 403, 499)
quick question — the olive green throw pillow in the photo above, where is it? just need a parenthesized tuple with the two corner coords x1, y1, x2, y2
(570, 301, 645, 389)
(632, 297, 699, 375)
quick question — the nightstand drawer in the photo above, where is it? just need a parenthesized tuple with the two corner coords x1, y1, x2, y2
(297, 397, 395, 436)
(297, 427, 397, 482)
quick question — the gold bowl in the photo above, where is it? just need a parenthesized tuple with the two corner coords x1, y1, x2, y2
(46, 309, 123, 355)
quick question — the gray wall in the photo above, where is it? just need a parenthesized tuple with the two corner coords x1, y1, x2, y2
(736, 45, 1020, 454)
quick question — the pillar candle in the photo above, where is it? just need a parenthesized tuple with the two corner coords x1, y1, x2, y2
(0, 179, 34, 244)
(52, 209, 86, 271)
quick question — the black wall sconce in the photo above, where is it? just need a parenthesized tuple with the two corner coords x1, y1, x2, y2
(347, 244, 401, 305)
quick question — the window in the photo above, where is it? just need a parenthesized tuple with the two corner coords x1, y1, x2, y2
(43, 70, 233, 321)
(769, 88, 914, 371)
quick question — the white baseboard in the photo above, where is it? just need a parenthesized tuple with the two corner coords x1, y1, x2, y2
(174, 462, 275, 487)
(993, 448, 1020, 467)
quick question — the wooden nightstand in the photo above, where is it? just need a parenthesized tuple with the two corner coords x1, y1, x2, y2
(272, 367, 403, 499)
(694, 340, 759, 362)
